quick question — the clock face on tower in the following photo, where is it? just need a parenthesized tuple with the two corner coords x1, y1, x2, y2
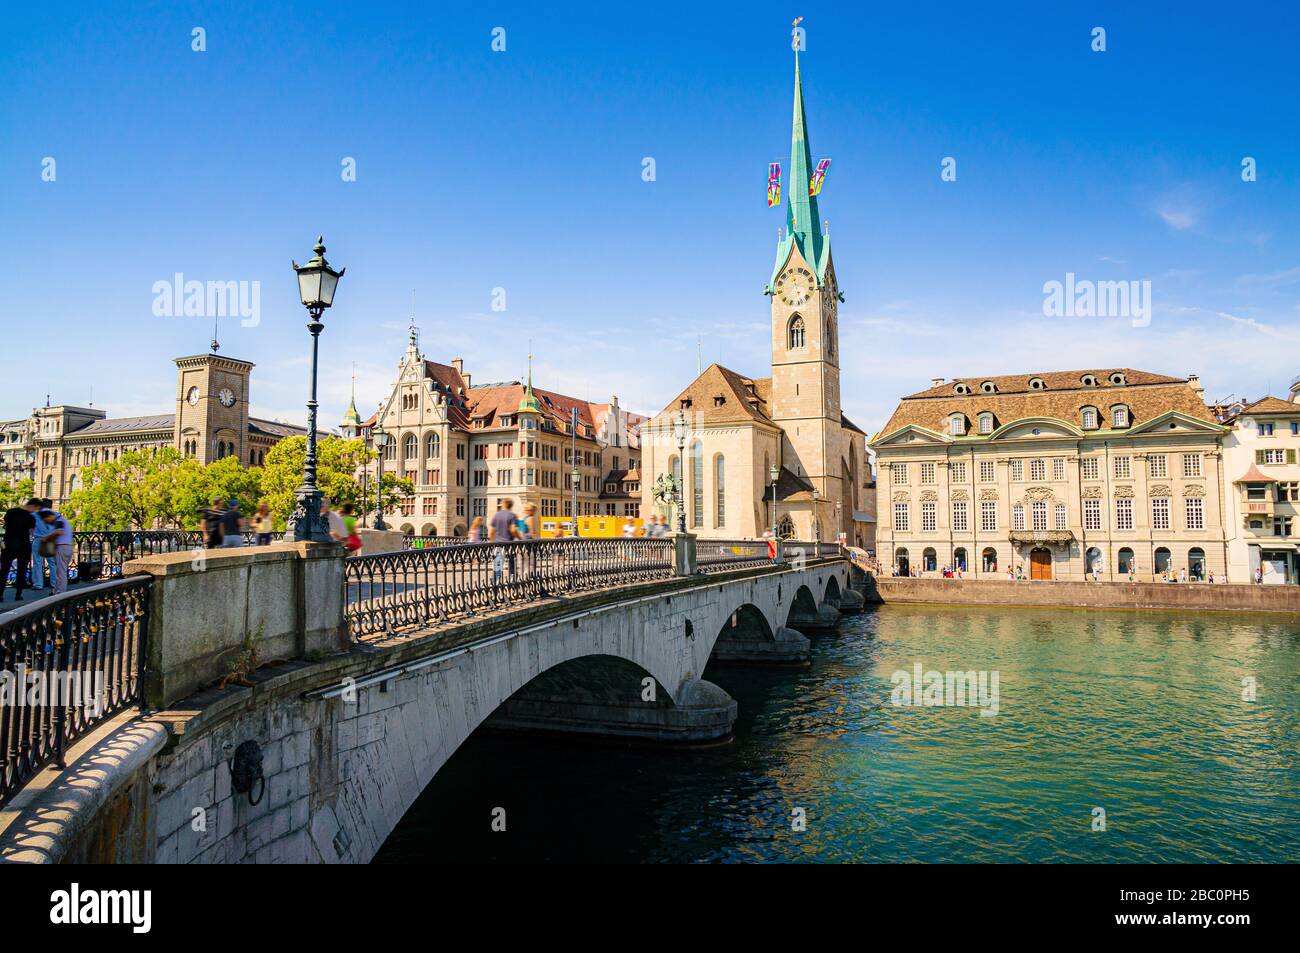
(776, 267, 814, 307)
(187, 386, 200, 406)
(218, 387, 236, 408)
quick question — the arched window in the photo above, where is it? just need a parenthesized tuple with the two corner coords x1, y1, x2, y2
(714, 454, 726, 527)
(1111, 405, 1130, 428)
(826, 318, 836, 357)
(953, 547, 968, 572)
(44, 476, 54, 497)
(403, 433, 418, 461)
(1188, 547, 1206, 581)
(978, 413, 994, 434)
(690, 439, 704, 528)
(778, 515, 796, 539)
(67, 474, 78, 494)
(922, 547, 937, 572)
(949, 414, 966, 436)
(788, 315, 806, 349)
(1081, 406, 1099, 429)
(426, 433, 440, 460)
(981, 547, 998, 572)
(1117, 547, 1135, 575)
(1154, 547, 1171, 575)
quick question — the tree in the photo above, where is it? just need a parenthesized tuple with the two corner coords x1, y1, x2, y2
(258, 436, 412, 529)
(171, 456, 264, 529)
(65, 448, 195, 529)
(0, 478, 35, 510)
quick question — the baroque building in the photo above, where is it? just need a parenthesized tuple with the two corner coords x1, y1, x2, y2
(1219, 380, 1300, 584)
(640, 51, 869, 545)
(354, 331, 646, 535)
(29, 350, 313, 508)
(0, 418, 35, 490)
(870, 369, 1229, 581)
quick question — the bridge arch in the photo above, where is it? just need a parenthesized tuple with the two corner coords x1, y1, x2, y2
(787, 584, 818, 626)
(824, 575, 842, 606)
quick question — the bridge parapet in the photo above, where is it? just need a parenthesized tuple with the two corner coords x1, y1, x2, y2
(124, 542, 349, 708)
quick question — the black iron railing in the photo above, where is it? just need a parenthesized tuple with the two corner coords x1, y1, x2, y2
(402, 535, 463, 549)
(14, 531, 288, 586)
(698, 539, 773, 572)
(345, 538, 674, 639)
(0, 577, 151, 808)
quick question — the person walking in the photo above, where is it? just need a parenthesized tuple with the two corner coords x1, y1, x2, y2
(468, 516, 487, 542)
(253, 502, 275, 545)
(1, 498, 39, 603)
(322, 499, 348, 544)
(202, 497, 226, 548)
(39, 508, 74, 595)
(221, 498, 245, 548)
(28, 497, 54, 590)
(489, 499, 520, 584)
(340, 503, 363, 553)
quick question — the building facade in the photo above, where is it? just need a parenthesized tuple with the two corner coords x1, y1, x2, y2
(871, 369, 1229, 581)
(353, 332, 646, 536)
(1220, 382, 1300, 584)
(640, 52, 869, 546)
(29, 351, 312, 508)
(0, 418, 35, 491)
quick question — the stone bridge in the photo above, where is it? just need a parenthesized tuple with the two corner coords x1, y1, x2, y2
(0, 541, 858, 864)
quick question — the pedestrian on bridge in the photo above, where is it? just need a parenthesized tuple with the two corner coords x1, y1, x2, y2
(39, 508, 74, 595)
(29, 497, 54, 590)
(490, 499, 520, 584)
(1, 498, 39, 603)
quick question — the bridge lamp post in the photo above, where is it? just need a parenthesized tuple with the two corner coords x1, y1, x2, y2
(288, 236, 345, 542)
(371, 424, 390, 531)
(768, 463, 780, 537)
(672, 411, 688, 535)
(811, 486, 821, 557)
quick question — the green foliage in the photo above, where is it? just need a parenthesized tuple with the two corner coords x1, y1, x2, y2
(65, 447, 195, 529)
(61, 436, 407, 530)
(0, 478, 35, 510)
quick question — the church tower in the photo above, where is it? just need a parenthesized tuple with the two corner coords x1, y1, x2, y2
(767, 50, 842, 501)
(174, 351, 253, 465)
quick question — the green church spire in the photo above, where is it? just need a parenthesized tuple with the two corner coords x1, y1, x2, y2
(768, 48, 831, 292)
(518, 351, 542, 414)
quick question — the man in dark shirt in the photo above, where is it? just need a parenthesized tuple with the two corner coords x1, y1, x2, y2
(1, 498, 40, 602)
(220, 498, 244, 548)
(202, 497, 226, 548)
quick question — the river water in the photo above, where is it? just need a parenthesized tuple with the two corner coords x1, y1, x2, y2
(374, 604, 1300, 863)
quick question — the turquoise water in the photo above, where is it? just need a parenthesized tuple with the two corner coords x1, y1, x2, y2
(375, 605, 1300, 863)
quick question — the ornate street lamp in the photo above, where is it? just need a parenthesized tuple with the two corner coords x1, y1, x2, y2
(768, 463, 780, 537)
(286, 236, 345, 542)
(372, 423, 390, 531)
(672, 410, 688, 535)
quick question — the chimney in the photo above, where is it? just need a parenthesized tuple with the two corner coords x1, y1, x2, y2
(931, 377, 945, 387)
(451, 357, 464, 377)
(1187, 373, 1204, 397)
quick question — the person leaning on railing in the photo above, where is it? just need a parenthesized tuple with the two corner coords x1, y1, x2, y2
(38, 507, 74, 595)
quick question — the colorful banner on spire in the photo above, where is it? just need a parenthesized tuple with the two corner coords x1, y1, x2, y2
(767, 162, 782, 207)
(809, 157, 831, 196)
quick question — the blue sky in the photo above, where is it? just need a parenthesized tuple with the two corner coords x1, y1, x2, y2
(2, 1, 1298, 437)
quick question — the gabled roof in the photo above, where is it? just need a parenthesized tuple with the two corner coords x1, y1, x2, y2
(1237, 396, 1299, 417)
(775, 466, 816, 501)
(653, 363, 774, 425)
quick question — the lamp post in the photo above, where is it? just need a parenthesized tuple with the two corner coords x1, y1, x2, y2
(569, 407, 579, 537)
(768, 463, 780, 537)
(811, 486, 821, 557)
(372, 423, 390, 531)
(835, 499, 842, 551)
(672, 410, 688, 535)
(287, 236, 345, 542)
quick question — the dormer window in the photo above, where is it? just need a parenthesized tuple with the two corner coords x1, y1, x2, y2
(980, 381, 997, 394)
(1111, 405, 1130, 428)
(949, 414, 967, 436)
(714, 394, 726, 407)
(978, 412, 995, 434)
(953, 383, 971, 395)
(1109, 372, 1126, 386)
(1028, 377, 1046, 390)
(1081, 374, 1098, 387)
(1081, 406, 1099, 429)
